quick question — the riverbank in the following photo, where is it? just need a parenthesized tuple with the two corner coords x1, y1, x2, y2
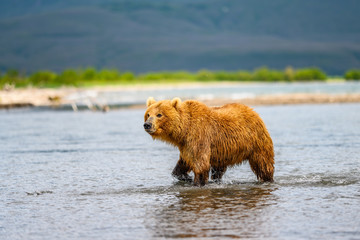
(1, 82, 360, 110)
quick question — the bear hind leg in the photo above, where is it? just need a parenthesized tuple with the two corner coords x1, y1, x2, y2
(248, 153, 274, 182)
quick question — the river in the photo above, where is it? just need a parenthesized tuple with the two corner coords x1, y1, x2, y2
(1, 101, 360, 239)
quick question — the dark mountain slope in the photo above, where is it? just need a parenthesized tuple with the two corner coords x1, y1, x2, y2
(0, 0, 359, 74)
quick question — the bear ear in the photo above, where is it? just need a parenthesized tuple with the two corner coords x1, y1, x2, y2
(146, 97, 156, 107)
(171, 97, 182, 110)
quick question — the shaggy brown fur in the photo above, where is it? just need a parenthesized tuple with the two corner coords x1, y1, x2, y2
(144, 97, 274, 186)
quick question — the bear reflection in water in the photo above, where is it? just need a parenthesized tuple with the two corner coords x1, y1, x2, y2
(147, 185, 277, 239)
(144, 97, 275, 186)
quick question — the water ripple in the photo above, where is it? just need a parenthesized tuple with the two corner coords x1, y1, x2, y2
(276, 173, 359, 187)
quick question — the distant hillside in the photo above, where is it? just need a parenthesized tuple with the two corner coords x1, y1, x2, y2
(0, 0, 360, 75)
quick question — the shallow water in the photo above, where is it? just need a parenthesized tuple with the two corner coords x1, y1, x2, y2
(1, 104, 360, 239)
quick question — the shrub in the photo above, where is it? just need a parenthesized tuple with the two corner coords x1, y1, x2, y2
(213, 71, 238, 81)
(284, 66, 295, 81)
(252, 67, 285, 81)
(137, 72, 161, 81)
(120, 72, 135, 81)
(168, 71, 194, 80)
(293, 68, 327, 81)
(56, 69, 79, 86)
(138, 71, 194, 81)
(29, 71, 57, 87)
(196, 69, 214, 81)
(344, 69, 360, 80)
(81, 67, 97, 81)
(97, 69, 120, 80)
(1, 69, 29, 87)
(236, 71, 252, 81)
(0, 71, 4, 89)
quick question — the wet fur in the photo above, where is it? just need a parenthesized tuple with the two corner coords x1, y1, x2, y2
(144, 98, 274, 186)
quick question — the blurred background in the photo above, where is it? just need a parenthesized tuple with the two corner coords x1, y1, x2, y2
(1, 0, 360, 75)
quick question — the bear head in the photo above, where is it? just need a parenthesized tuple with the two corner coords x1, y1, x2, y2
(144, 97, 182, 142)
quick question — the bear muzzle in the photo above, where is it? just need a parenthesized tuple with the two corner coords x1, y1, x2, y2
(143, 122, 152, 130)
(143, 122, 156, 134)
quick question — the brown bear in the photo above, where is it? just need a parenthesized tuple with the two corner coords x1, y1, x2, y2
(144, 97, 274, 186)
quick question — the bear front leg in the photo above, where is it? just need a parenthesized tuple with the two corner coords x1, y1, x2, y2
(211, 165, 227, 182)
(193, 169, 210, 186)
(172, 157, 192, 182)
(193, 158, 211, 186)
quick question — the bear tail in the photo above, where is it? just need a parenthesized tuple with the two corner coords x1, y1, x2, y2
(248, 152, 274, 182)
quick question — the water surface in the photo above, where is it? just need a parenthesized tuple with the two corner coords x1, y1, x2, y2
(1, 103, 360, 239)
(71, 81, 360, 106)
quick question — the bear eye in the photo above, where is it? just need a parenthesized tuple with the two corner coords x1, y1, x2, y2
(147, 114, 150, 118)
(157, 113, 162, 118)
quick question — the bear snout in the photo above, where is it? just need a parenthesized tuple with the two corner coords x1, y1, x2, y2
(143, 122, 152, 130)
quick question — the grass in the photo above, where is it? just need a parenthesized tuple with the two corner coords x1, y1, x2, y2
(0, 66, 358, 90)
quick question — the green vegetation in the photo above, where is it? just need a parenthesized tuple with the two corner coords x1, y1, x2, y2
(0, 66, 356, 89)
(344, 69, 360, 80)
